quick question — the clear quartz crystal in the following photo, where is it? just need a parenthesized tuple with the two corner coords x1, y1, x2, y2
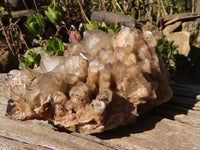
(5, 27, 172, 134)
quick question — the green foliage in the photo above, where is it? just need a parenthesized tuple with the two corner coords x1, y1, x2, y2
(24, 14, 45, 39)
(45, 37, 65, 56)
(86, 21, 107, 32)
(91, 0, 123, 13)
(157, 37, 179, 73)
(45, 3, 67, 28)
(11, 31, 20, 40)
(163, 0, 181, 14)
(133, 0, 144, 10)
(19, 51, 41, 70)
(86, 21, 120, 35)
(0, 6, 4, 12)
(107, 24, 121, 35)
(129, 0, 144, 19)
(152, 0, 181, 15)
(131, 9, 137, 18)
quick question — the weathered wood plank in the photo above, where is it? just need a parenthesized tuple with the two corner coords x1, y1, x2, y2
(0, 7, 46, 19)
(1, 73, 200, 150)
(172, 90, 199, 98)
(163, 13, 200, 26)
(174, 110, 200, 127)
(1, 102, 199, 149)
(0, 116, 115, 150)
(0, 73, 115, 150)
(172, 87, 200, 95)
(81, 115, 200, 150)
(171, 96, 200, 110)
(0, 136, 52, 150)
(91, 10, 135, 27)
(170, 82, 200, 100)
(152, 103, 200, 127)
(170, 82, 200, 91)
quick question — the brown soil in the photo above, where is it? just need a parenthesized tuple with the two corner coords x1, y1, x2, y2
(0, 40, 19, 73)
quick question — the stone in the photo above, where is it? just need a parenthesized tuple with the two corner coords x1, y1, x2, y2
(142, 22, 162, 40)
(182, 20, 200, 47)
(182, 21, 200, 44)
(166, 31, 191, 56)
(142, 22, 157, 33)
(196, 0, 200, 13)
(163, 13, 200, 26)
(163, 21, 182, 35)
(4, 27, 172, 134)
(182, 21, 200, 37)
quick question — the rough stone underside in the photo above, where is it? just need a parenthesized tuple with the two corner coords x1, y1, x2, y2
(4, 27, 172, 134)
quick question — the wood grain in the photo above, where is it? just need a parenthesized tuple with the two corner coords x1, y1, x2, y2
(0, 73, 200, 150)
(91, 10, 135, 27)
(163, 13, 200, 26)
(0, 7, 46, 19)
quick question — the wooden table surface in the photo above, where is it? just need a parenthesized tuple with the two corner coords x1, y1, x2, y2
(0, 73, 200, 150)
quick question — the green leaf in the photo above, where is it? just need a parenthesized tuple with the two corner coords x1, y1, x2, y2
(169, 41, 175, 47)
(29, 22, 40, 35)
(158, 45, 164, 51)
(86, 24, 94, 30)
(45, 3, 66, 27)
(45, 37, 64, 56)
(19, 51, 41, 70)
(108, 29, 115, 35)
(164, 37, 169, 43)
(0, 6, 4, 12)
(101, 22, 107, 28)
(157, 37, 181, 75)
(131, 9, 137, 18)
(173, 45, 179, 49)
(12, 31, 20, 40)
(25, 13, 45, 38)
(172, 50, 179, 55)
(157, 39, 164, 46)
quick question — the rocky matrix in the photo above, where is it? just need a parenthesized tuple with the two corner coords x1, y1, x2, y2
(4, 27, 172, 134)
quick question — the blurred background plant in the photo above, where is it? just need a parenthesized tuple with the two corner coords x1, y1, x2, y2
(24, 13, 45, 40)
(157, 37, 179, 74)
(45, 3, 66, 28)
(85, 21, 120, 35)
(151, 0, 181, 23)
(0, 0, 197, 78)
(157, 37, 191, 77)
(19, 50, 41, 69)
(44, 37, 64, 56)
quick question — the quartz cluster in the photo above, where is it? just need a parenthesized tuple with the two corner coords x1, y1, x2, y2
(4, 27, 172, 134)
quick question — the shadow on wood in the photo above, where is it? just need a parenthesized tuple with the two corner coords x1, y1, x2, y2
(1, 73, 200, 150)
(91, 114, 163, 139)
(91, 82, 200, 139)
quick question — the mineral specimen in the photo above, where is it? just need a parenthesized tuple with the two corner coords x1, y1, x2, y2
(4, 27, 172, 134)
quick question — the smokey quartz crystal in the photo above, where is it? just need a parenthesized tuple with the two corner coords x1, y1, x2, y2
(4, 27, 172, 134)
